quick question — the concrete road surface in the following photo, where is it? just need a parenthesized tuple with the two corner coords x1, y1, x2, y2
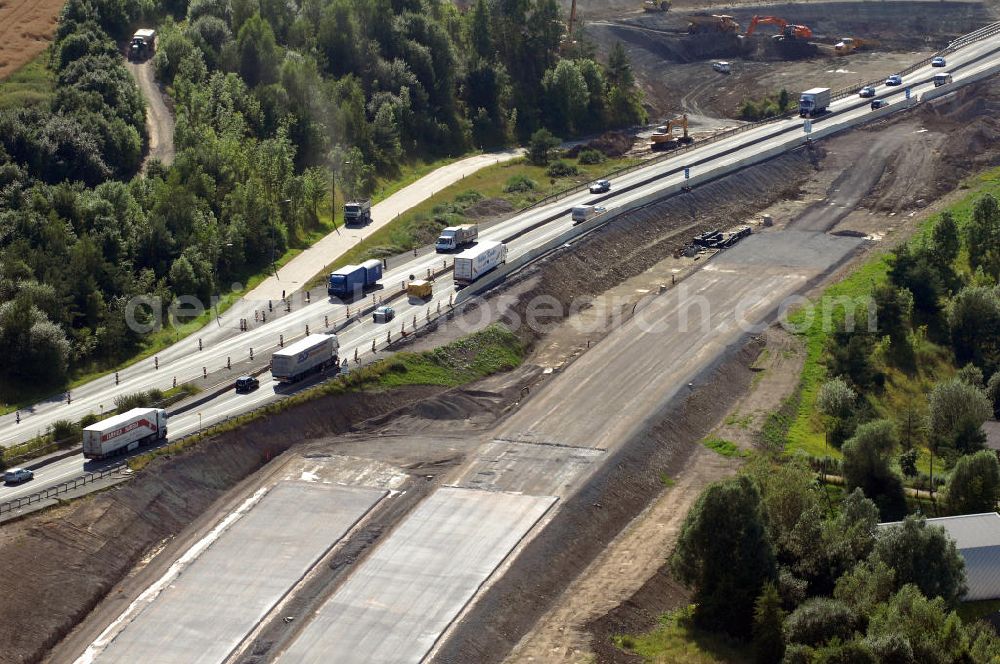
(84, 482, 385, 664)
(276, 487, 556, 664)
(247, 149, 524, 301)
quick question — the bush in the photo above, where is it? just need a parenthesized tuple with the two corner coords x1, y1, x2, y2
(453, 189, 483, 205)
(783, 598, 860, 648)
(545, 159, 579, 178)
(52, 419, 80, 442)
(504, 174, 537, 193)
(577, 148, 606, 165)
(114, 388, 165, 413)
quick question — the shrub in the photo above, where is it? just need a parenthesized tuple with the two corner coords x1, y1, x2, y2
(546, 159, 579, 178)
(114, 388, 164, 413)
(577, 148, 606, 165)
(783, 597, 860, 648)
(52, 419, 80, 442)
(503, 174, 537, 193)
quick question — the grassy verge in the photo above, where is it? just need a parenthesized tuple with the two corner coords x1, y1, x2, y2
(784, 164, 1000, 460)
(0, 51, 55, 110)
(613, 606, 751, 664)
(307, 153, 642, 288)
(127, 324, 523, 471)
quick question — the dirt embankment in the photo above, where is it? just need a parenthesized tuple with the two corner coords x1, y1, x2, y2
(0, 386, 443, 664)
(0, 0, 62, 80)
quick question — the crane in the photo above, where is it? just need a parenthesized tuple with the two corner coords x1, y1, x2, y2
(745, 15, 813, 41)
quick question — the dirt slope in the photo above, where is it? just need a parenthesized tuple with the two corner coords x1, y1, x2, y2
(0, 0, 62, 80)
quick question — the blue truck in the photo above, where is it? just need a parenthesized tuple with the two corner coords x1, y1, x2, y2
(328, 259, 382, 300)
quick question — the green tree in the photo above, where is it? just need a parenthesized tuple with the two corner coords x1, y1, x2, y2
(834, 559, 897, 617)
(541, 60, 589, 134)
(237, 13, 279, 87)
(965, 194, 1000, 280)
(468, 0, 492, 59)
(528, 127, 560, 166)
(929, 378, 991, 456)
(842, 420, 907, 520)
(930, 211, 960, 272)
(778, 88, 790, 113)
(606, 41, 634, 89)
(870, 516, 967, 606)
(0, 296, 71, 391)
(753, 582, 785, 664)
(949, 286, 1000, 374)
(945, 450, 1000, 515)
(817, 377, 857, 450)
(899, 448, 919, 479)
(671, 476, 777, 638)
(987, 371, 1000, 418)
(783, 597, 861, 648)
(872, 284, 913, 366)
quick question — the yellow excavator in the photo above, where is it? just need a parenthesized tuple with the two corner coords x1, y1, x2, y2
(643, 0, 671, 11)
(650, 115, 693, 150)
(834, 37, 877, 55)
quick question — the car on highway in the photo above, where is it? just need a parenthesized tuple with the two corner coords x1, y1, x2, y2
(870, 99, 889, 111)
(932, 56, 947, 67)
(885, 74, 903, 86)
(234, 375, 259, 392)
(858, 86, 876, 98)
(373, 305, 396, 323)
(589, 179, 611, 194)
(4, 468, 34, 485)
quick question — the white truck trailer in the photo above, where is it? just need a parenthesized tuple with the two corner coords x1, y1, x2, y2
(435, 224, 478, 252)
(454, 240, 507, 285)
(271, 334, 339, 383)
(798, 87, 831, 117)
(83, 407, 167, 459)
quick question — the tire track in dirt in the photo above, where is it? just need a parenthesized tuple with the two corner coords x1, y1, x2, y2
(126, 60, 176, 168)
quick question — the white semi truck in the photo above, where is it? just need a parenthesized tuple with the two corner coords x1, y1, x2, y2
(83, 408, 168, 459)
(435, 224, 478, 252)
(798, 87, 831, 117)
(454, 240, 507, 285)
(271, 334, 339, 383)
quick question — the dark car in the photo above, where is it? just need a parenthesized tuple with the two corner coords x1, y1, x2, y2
(885, 75, 902, 86)
(870, 99, 888, 111)
(588, 179, 611, 194)
(931, 56, 946, 67)
(235, 375, 259, 392)
(858, 86, 876, 98)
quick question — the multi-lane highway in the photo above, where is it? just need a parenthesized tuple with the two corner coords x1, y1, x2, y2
(4, 29, 1000, 506)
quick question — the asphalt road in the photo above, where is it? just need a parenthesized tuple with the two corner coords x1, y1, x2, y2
(80, 482, 386, 664)
(4, 33, 1000, 500)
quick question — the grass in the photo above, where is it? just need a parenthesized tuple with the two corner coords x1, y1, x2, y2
(307, 152, 642, 288)
(660, 473, 676, 487)
(702, 437, 748, 458)
(613, 606, 752, 664)
(0, 50, 55, 110)
(127, 324, 523, 471)
(784, 163, 1000, 460)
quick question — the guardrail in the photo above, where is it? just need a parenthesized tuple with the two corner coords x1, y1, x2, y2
(0, 464, 128, 516)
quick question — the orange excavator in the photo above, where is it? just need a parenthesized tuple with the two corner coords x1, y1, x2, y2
(745, 15, 813, 41)
(650, 115, 693, 151)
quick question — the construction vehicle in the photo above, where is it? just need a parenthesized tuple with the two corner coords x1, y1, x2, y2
(834, 37, 876, 55)
(746, 15, 813, 41)
(561, 0, 579, 52)
(128, 29, 156, 61)
(406, 279, 433, 299)
(643, 0, 671, 11)
(650, 115, 693, 150)
(687, 14, 740, 34)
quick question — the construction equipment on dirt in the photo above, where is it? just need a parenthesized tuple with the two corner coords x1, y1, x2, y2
(745, 15, 813, 41)
(834, 37, 877, 55)
(687, 14, 740, 34)
(643, 0, 671, 12)
(561, 0, 579, 52)
(650, 115, 693, 151)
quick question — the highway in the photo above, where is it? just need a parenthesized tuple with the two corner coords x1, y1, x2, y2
(4, 30, 1000, 506)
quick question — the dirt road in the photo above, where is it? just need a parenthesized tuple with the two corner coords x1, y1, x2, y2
(0, 0, 62, 79)
(126, 60, 175, 167)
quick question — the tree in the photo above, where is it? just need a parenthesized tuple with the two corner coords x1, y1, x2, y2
(834, 559, 897, 617)
(753, 582, 785, 664)
(606, 41, 634, 89)
(899, 449, 918, 479)
(949, 286, 1000, 374)
(237, 13, 279, 87)
(817, 377, 857, 449)
(895, 397, 927, 451)
(930, 211, 960, 272)
(541, 60, 589, 134)
(958, 363, 986, 390)
(468, 0, 492, 60)
(528, 127, 560, 166)
(965, 193, 1000, 280)
(783, 597, 861, 648)
(867, 585, 962, 664)
(671, 476, 777, 638)
(872, 284, 913, 366)
(0, 296, 71, 391)
(870, 516, 967, 606)
(945, 450, 1000, 515)
(929, 378, 992, 456)
(842, 420, 907, 520)
(987, 371, 1000, 418)
(778, 88, 790, 113)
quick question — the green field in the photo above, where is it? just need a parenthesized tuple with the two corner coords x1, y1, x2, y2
(0, 51, 55, 110)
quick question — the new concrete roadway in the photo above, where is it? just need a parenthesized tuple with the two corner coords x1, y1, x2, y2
(4, 29, 1000, 504)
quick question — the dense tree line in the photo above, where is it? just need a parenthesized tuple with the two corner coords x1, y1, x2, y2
(671, 461, 999, 663)
(0, 0, 645, 396)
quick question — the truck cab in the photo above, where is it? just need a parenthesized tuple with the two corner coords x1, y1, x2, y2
(344, 199, 372, 225)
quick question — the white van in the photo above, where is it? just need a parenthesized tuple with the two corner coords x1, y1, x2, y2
(933, 72, 953, 87)
(572, 205, 607, 225)
(712, 61, 731, 74)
